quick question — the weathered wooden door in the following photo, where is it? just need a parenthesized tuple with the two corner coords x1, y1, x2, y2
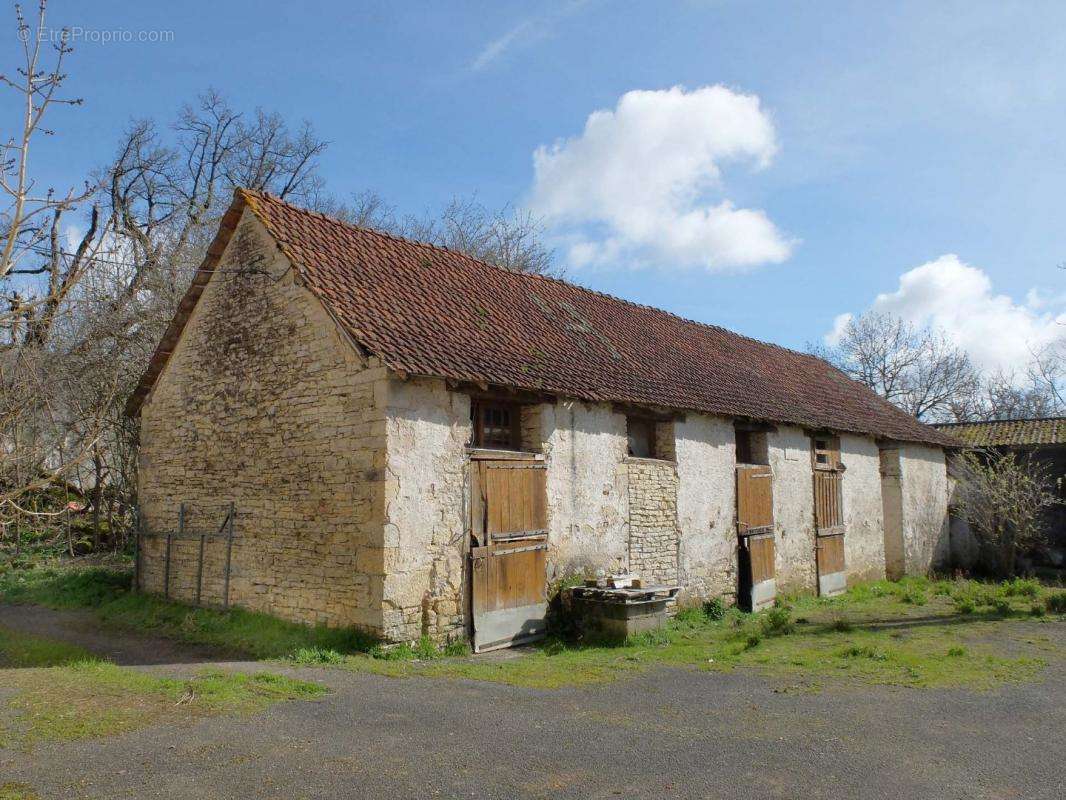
(469, 457, 548, 652)
(814, 469, 847, 596)
(736, 464, 776, 610)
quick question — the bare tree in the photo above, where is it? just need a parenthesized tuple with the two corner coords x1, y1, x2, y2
(953, 450, 1061, 576)
(326, 192, 556, 276)
(814, 312, 980, 421)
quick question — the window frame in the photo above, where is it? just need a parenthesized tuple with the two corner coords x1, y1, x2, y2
(735, 428, 770, 466)
(471, 400, 522, 451)
(811, 434, 841, 472)
(626, 415, 658, 459)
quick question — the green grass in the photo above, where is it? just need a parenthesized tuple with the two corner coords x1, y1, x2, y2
(0, 566, 378, 659)
(0, 626, 95, 668)
(333, 576, 1064, 691)
(2, 658, 325, 746)
(0, 783, 40, 800)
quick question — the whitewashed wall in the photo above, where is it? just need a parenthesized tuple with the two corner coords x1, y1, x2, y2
(675, 414, 737, 600)
(840, 434, 887, 583)
(900, 443, 950, 574)
(769, 425, 818, 593)
(539, 400, 630, 579)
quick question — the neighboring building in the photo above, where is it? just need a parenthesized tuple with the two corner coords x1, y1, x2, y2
(932, 418, 1066, 567)
(127, 189, 957, 651)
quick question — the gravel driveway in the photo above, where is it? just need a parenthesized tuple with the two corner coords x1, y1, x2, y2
(2, 606, 1064, 800)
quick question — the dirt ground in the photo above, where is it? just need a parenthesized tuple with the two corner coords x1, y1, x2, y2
(2, 604, 1065, 800)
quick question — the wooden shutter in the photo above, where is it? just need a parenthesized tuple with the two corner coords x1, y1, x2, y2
(736, 464, 774, 533)
(470, 456, 547, 546)
(814, 470, 844, 532)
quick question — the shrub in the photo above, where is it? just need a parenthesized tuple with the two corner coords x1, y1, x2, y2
(840, 645, 887, 661)
(828, 617, 853, 633)
(955, 599, 976, 615)
(1046, 592, 1066, 614)
(947, 646, 966, 657)
(703, 597, 726, 621)
(990, 597, 1012, 615)
(953, 451, 1060, 577)
(901, 588, 928, 606)
(1002, 577, 1041, 598)
(289, 647, 343, 665)
(760, 606, 794, 637)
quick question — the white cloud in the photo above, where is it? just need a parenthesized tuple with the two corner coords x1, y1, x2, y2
(828, 254, 1066, 373)
(527, 85, 795, 271)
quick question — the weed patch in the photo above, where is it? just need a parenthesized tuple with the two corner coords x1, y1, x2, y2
(0, 783, 39, 800)
(337, 577, 1060, 691)
(2, 660, 325, 745)
(0, 626, 94, 668)
(0, 566, 377, 659)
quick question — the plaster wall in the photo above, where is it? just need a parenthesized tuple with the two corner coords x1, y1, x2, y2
(840, 434, 887, 583)
(769, 425, 817, 593)
(900, 444, 950, 574)
(675, 414, 737, 601)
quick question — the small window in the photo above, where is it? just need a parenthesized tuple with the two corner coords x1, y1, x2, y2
(626, 417, 656, 458)
(471, 401, 521, 450)
(735, 429, 769, 465)
(812, 435, 840, 471)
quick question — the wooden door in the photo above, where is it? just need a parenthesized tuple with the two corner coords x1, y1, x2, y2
(469, 456, 548, 652)
(813, 469, 847, 596)
(736, 464, 776, 610)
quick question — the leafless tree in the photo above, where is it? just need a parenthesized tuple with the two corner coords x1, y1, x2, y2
(814, 312, 981, 421)
(953, 450, 1061, 576)
(0, 2, 117, 558)
(326, 192, 556, 276)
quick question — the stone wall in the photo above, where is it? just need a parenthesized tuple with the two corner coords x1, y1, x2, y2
(379, 376, 471, 642)
(840, 434, 887, 583)
(137, 209, 388, 631)
(675, 414, 737, 601)
(626, 458, 680, 585)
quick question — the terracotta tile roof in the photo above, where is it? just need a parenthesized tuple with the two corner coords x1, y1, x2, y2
(127, 189, 956, 448)
(931, 418, 1066, 447)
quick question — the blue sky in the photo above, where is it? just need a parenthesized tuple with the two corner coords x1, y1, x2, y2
(18, 0, 1066, 367)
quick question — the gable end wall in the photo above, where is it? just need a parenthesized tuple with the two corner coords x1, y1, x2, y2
(136, 209, 388, 631)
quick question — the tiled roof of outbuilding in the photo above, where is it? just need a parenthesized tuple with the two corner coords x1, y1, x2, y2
(931, 418, 1065, 447)
(127, 189, 957, 448)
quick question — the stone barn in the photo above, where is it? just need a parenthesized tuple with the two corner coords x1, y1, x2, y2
(127, 188, 958, 651)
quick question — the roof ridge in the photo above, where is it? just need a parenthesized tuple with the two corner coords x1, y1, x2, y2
(237, 187, 824, 366)
(931, 417, 1066, 427)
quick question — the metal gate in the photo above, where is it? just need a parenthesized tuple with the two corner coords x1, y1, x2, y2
(736, 464, 776, 610)
(468, 456, 548, 652)
(814, 470, 847, 596)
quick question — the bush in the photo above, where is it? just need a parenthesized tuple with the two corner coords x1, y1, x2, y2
(947, 646, 966, 657)
(1046, 592, 1066, 614)
(828, 617, 854, 633)
(760, 606, 794, 637)
(289, 647, 344, 665)
(840, 645, 887, 661)
(1002, 577, 1041, 598)
(901, 588, 928, 606)
(703, 597, 726, 621)
(990, 597, 1012, 615)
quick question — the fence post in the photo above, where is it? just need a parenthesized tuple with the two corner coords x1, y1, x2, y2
(166, 503, 183, 599)
(222, 502, 234, 609)
(195, 520, 206, 606)
(133, 507, 142, 592)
